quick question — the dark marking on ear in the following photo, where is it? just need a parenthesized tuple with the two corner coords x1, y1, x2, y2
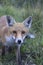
(6, 15, 13, 26)
(27, 17, 32, 24)
(6, 15, 16, 26)
(7, 16, 11, 24)
(23, 16, 32, 28)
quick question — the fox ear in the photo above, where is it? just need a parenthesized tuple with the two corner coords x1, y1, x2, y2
(6, 15, 16, 26)
(23, 16, 32, 28)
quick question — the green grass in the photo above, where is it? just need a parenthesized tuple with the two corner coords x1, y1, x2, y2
(0, 5, 43, 65)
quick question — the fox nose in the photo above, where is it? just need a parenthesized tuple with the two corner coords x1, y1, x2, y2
(18, 40, 21, 44)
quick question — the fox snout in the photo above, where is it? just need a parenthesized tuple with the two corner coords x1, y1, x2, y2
(18, 40, 21, 44)
(12, 31, 24, 45)
(15, 38, 23, 45)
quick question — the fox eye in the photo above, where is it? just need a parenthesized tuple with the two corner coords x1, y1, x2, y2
(22, 31, 25, 34)
(13, 31, 17, 34)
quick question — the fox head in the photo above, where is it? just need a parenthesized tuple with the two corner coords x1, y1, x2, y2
(3, 16, 35, 45)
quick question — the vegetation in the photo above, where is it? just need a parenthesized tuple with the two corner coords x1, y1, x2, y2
(0, 0, 43, 65)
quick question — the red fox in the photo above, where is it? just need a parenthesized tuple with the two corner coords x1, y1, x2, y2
(0, 15, 34, 46)
(0, 15, 35, 65)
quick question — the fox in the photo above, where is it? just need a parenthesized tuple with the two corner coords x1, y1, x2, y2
(0, 15, 35, 65)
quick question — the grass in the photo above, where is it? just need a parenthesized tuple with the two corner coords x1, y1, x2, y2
(0, 5, 43, 65)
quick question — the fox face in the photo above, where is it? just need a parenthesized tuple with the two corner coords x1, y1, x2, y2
(6, 16, 32, 45)
(9, 23, 29, 44)
(0, 15, 35, 46)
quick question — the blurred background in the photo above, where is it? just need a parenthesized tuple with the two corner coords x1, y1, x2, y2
(0, 0, 43, 65)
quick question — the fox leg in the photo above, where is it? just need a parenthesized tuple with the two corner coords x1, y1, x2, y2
(8, 46, 12, 53)
(15, 46, 22, 65)
(2, 46, 5, 56)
